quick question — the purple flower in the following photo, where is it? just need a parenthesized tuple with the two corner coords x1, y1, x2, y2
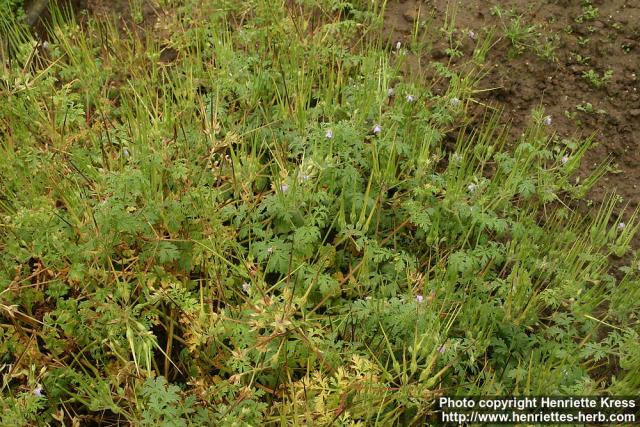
(406, 94, 415, 102)
(618, 222, 626, 231)
(416, 294, 424, 303)
(373, 124, 382, 135)
(387, 88, 394, 97)
(33, 386, 43, 397)
(543, 115, 553, 126)
(438, 345, 445, 354)
(326, 129, 333, 139)
(123, 148, 130, 158)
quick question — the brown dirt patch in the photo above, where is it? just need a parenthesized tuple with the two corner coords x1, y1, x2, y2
(384, 0, 640, 218)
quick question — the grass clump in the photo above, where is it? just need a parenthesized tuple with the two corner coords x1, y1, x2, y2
(1, 1, 639, 425)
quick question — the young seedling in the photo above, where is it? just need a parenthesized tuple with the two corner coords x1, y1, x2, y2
(582, 69, 613, 88)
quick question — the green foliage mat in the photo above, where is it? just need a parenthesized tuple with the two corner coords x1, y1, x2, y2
(1, 1, 639, 425)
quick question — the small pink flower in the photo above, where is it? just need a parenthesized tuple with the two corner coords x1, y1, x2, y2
(33, 386, 43, 397)
(543, 115, 553, 126)
(406, 94, 415, 102)
(326, 129, 333, 139)
(373, 124, 382, 134)
(387, 88, 394, 97)
(438, 345, 445, 353)
(416, 294, 424, 303)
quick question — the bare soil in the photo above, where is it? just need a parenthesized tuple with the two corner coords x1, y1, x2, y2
(385, 0, 640, 216)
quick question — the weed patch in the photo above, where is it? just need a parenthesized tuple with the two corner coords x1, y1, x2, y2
(1, 1, 639, 425)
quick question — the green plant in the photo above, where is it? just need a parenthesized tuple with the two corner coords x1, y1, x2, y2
(574, 53, 591, 65)
(440, 4, 464, 59)
(582, 69, 613, 88)
(534, 34, 560, 61)
(492, 7, 559, 61)
(0, 0, 29, 55)
(0, 0, 24, 23)
(576, 4, 599, 23)
(576, 102, 595, 113)
(472, 28, 496, 64)
(564, 110, 578, 121)
(577, 36, 590, 46)
(576, 102, 606, 115)
(0, 2, 639, 425)
(611, 22, 623, 31)
(129, 0, 144, 24)
(503, 14, 538, 56)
